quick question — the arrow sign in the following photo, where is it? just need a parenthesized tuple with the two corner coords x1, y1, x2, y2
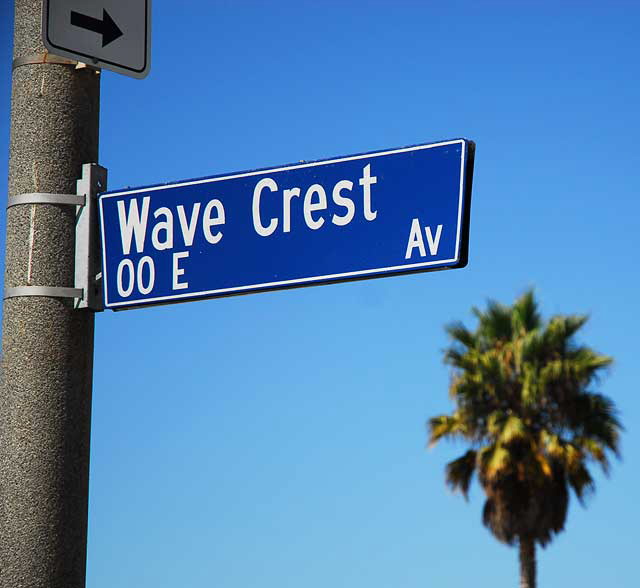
(70, 9, 123, 47)
(43, 0, 151, 79)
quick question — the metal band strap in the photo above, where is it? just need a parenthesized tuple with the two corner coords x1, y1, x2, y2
(7, 193, 85, 208)
(12, 53, 79, 70)
(5, 192, 87, 302)
(4, 164, 106, 311)
(4, 286, 84, 300)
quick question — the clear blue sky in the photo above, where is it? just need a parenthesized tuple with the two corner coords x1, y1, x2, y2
(1, 1, 639, 586)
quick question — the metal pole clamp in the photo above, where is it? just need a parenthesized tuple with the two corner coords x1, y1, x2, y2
(4, 164, 107, 310)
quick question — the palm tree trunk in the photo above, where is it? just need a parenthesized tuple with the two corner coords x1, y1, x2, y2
(519, 537, 536, 588)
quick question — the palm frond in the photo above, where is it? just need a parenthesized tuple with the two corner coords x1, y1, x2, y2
(570, 392, 622, 455)
(573, 436, 611, 475)
(534, 451, 553, 478)
(487, 411, 508, 437)
(445, 321, 476, 349)
(427, 413, 469, 447)
(568, 347, 613, 383)
(479, 444, 511, 481)
(444, 347, 481, 372)
(511, 289, 541, 335)
(521, 363, 539, 406)
(555, 314, 590, 341)
(567, 462, 595, 505)
(445, 450, 477, 499)
(474, 300, 513, 344)
(498, 415, 527, 445)
(540, 432, 584, 471)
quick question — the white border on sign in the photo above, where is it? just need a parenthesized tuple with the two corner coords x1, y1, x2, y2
(100, 139, 468, 308)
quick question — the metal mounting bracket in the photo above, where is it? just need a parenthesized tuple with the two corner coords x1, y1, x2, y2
(4, 164, 107, 311)
(12, 52, 99, 72)
(7, 193, 85, 207)
(4, 286, 83, 299)
(75, 163, 107, 311)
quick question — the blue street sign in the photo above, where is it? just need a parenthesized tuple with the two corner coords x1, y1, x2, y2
(99, 139, 474, 310)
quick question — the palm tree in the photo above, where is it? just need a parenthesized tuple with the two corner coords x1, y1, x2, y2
(428, 290, 622, 588)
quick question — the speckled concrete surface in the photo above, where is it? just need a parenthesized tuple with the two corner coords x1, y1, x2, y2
(1, 2, 100, 586)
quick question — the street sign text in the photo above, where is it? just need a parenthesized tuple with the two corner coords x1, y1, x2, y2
(99, 140, 474, 309)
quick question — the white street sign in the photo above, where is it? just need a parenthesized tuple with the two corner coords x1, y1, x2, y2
(43, 0, 151, 79)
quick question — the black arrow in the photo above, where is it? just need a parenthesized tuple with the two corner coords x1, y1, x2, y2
(70, 9, 123, 47)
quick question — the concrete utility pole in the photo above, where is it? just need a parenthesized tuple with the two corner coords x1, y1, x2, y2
(0, 1, 100, 586)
